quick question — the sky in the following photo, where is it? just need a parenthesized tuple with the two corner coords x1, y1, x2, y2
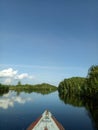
(0, 0, 98, 86)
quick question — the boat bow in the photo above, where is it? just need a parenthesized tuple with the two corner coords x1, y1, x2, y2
(27, 110, 65, 130)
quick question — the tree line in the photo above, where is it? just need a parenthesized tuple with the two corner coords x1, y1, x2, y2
(0, 65, 98, 98)
(0, 83, 57, 95)
(58, 65, 98, 99)
(0, 84, 9, 95)
(58, 65, 98, 130)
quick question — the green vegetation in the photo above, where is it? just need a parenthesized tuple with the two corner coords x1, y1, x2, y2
(58, 77, 85, 96)
(0, 82, 57, 95)
(0, 65, 98, 128)
(0, 84, 9, 96)
(9, 83, 57, 95)
(58, 65, 98, 99)
(58, 65, 98, 129)
(81, 65, 98, 99)
(58, 90, 98, 129)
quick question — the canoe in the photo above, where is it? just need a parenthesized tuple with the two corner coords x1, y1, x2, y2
(27, 110, 65, 130)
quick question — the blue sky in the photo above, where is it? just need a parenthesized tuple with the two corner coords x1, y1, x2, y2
(0, 0, 98, 85)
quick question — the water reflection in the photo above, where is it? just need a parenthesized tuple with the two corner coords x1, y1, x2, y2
(13, 88, 57, 95)
(58, 92, 98, 130)
(0, 90, 97, 130)
(0, 91, 32, 109)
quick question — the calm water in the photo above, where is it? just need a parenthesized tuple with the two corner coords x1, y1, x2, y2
(0, 91, 97, 130)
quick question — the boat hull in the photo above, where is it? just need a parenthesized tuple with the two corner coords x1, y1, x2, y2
(27, 110, 65, 130)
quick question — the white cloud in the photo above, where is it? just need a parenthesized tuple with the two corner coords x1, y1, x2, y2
(0, 68, 17, 78)
(28, 75, 34, 79)
(15, 73, 35, 80)
(15, 73, 29, 80)
(0, 68, 35, 84)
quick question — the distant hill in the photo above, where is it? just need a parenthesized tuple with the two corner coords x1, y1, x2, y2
(9, 83, 57, 94)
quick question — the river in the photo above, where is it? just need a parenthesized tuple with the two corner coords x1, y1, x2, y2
(0, 90, 97, 130)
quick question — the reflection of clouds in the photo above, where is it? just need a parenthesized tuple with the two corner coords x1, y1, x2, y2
(3, 93, 10, 97)
(0, 92, 32, 109)
(12, 96, 31, 104)
(0, 99, 14, 109)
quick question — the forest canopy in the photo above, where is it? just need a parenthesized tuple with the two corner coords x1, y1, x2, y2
(58, 65, 98, 99)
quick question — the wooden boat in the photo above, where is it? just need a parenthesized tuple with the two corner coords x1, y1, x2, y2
(27, 110, 65, 130)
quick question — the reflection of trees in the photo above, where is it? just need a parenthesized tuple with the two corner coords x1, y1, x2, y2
(82, 98, 98, 130)
(58, 92, 98, 130)
(10, 83, 57, 95)
(58, 65, 98, 129)
(59, 92, 83, 107)
(15, 88, 57, 95)
(0, 84, 9, 96)
(0, 83, 57, 95)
